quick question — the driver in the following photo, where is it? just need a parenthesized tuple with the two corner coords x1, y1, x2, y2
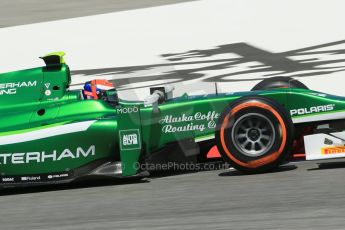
(82, 79, 118, 105)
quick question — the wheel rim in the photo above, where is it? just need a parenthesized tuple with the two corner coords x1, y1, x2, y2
(231, 113, 276, 157)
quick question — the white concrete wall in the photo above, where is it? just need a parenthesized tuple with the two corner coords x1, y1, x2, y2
(1, 0, 345, 99)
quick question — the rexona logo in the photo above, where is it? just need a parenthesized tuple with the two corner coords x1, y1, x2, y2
(0, 81, 37, 95)
(0, 145, 95, 165)
(290, 104, 335, 116)
(119, 129, 141, 150)
(322, 146, 345, 155)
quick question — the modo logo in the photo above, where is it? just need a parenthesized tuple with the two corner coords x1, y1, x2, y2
(117, 107, 139, 114)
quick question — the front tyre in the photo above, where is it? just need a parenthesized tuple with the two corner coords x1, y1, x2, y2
(215, 96, 294, 173)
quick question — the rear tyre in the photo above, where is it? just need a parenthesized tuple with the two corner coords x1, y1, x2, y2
(251, 76, 308, 91)
(215, 96, 294, 173)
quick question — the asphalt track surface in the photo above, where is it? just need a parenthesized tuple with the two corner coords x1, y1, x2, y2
(0, 0, 197, 27)
(1, 160, 345, 230)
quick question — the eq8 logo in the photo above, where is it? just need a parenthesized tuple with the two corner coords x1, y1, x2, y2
(119, 129, 141, 150)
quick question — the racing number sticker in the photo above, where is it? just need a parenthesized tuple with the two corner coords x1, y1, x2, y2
(119, 129, 141, 150)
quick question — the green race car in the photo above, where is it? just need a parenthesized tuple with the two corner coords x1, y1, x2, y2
(0, 52, 344, 187)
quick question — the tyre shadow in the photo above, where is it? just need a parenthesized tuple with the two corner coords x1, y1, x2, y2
(218, 164, 298, 177)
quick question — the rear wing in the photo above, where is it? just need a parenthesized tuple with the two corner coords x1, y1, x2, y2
(40, 51, 66, 66)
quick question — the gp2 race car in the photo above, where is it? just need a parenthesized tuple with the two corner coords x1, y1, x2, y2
(1, 52, 345, 187)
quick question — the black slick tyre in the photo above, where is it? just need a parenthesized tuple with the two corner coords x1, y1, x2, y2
(215, 96, 294, 173)
(251, 76, 308, 91)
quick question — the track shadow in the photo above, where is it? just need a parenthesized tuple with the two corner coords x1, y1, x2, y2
(218, 164, 298, 177)
(149, 170, 197, 179)
(0, 177, 149, 196)
(72, 40, 345, 90)
(308, 161, 345, 171)
(149, 161, 226, 179)
(0, 161, 227, 196)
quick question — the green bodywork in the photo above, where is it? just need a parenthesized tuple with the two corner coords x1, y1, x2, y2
(1, 57, 345, 181)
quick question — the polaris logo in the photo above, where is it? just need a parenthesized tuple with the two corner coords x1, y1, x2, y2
(290, 104, 335, 116)
(0, 145, 95, 165)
